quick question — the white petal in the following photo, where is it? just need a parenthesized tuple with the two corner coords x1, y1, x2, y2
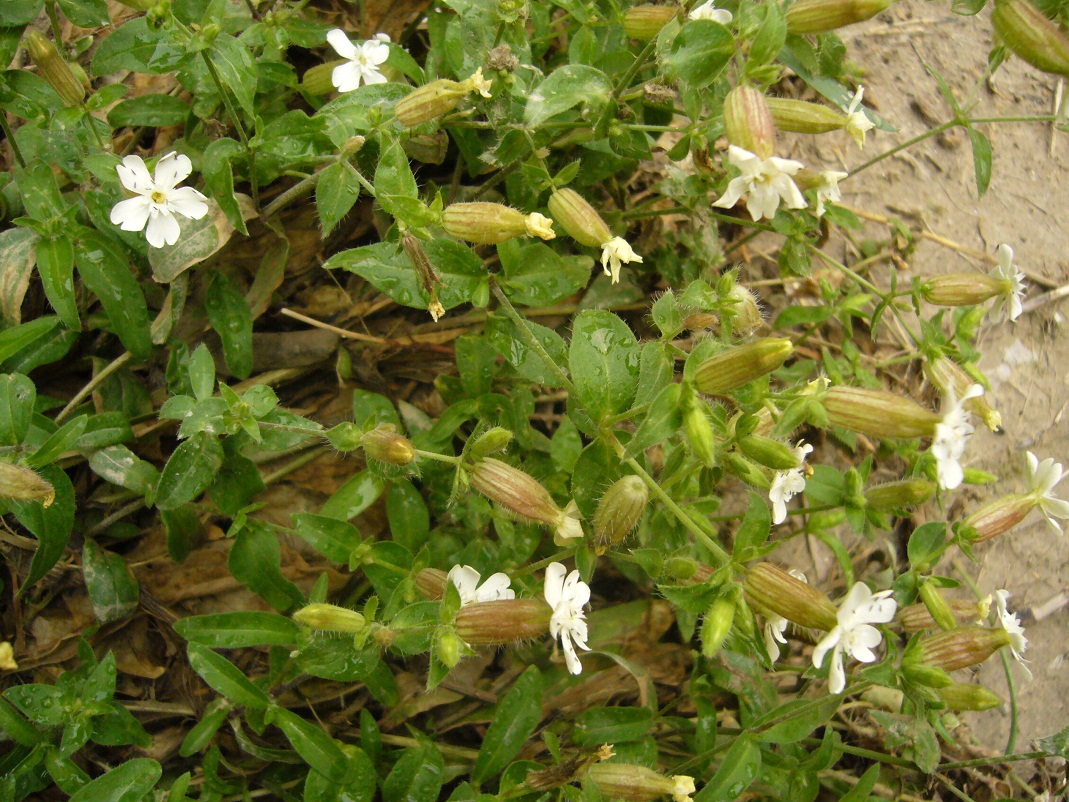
(725, 145, 760, 172)
(765, 156, 804, 175)
(360, 67, 389, 85)
(746, 182, 780, 221)
(997, 243, 1014, 272)
(153, 152, 192, 191)
(110, 196, 151, 231)
(771, 495, 787, 525)
(562, 569, 590, 607)
(447, 565, 481, 603)
(332, 62, 365, 93)
(167, 187, 210, 220)
(327, 28, 360, 60)
(475, 572, 515, 602)
(1040, 496, 1069, 520)
(116, 155, 154, 193)
(543, 562, 567, 609)
(712, 175, 750, 210)
(812, 628, 840, 669)
(763, 623, 782, 662)
(560, 632, 583, 674)
(827, 646, 846, 694)
(361, 40, 391, 66)
(145, 211, 180, 248)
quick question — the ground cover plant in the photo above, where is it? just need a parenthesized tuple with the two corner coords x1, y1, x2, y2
(1, 0, 1068, 799)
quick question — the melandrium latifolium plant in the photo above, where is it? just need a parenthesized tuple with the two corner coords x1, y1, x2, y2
(1, 0, 1069, 797)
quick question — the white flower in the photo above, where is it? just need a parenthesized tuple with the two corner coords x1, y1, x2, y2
(544, 562, 591, 675)
(600, 236, 643, 284)
(670, 776, 696, 802)
(713, 145, 807, 222)
(843, 86, 875, 150)
(1027, 451, 1069, 534)
(932, 383, 984, 491)
(993, 589, 1032, 679)
(688, 0, 733, 24)
(769, 441, 813, 525)
(991, 244, 1026, 322)
(555, 499, 585, 540)
(327, 29, 391, 92)
(812, 170, 848, 218)
(764, 569, 807, 661)
(812, 582, 897, 694)
(110, 153, 209, 248)
(446, 565, 515, 605)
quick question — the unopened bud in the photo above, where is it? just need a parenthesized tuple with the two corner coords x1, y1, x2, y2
(864, 478, 936, 511)
(924, 356, 1001, 432)
(683, 397, 717, 468)
(436, 628, 466, 668)
(593, 475, 649, 549)
(25, 31, 86, 107)
(442, 202, 556, 244)
(785, 0, 895, 34)
(361, 424, 416, 465)
(470, 458, 583, 538)
(301, 61, 342, 95)
(738, 435, 800, 471)
(908, 625, 1011, 672)
(326, 422, 364, 451)
(293, 603, 366, 634)
(586, 764, 696, 802)
(723, 285, 763, 335)
(766, 97, 849, 135)
(723, 452, 771, 490)
(455, 598, 552, 644)
(993, 0, 1069, 76)
(922, 274, 1005, 309)
(402, 131, 449, 164)
(936, 682, 1001, 711)
(723, 85, 776, 159)
(701, 592, 737, 657)
(823, 386, 940, 439)
(623, 5, 678, 39)
(745, 563, 838, 631)
(693, 338, 793, 395)
(468, 427, 513, 460)
(394, 68, 492, 127)
(898, 599, 988, 633)
(415, 567, 449, 599)
(918, 582, 959, 631)
(547, 188, 613, 247)
(961, 494, 1035, 543)
(0, 462, 55, 506)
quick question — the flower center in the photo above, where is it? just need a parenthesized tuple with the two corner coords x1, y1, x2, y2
(151, 191, 167, 204)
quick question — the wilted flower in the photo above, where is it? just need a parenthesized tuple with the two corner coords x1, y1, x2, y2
(326, 29, 390, 92)
(812, 170, 847, 217)
(689, 0, 733, 24)
(544, 562, 591, 675)
(447, 565, 515, 605)
(813, 582, 897, 694)
(769, 441, 813, 525)
(764, 569, 808, 660)
(1027, 451, 1069, 533)
(932, 384, 984, 490)
(713, 145, 807, 222)
(843, 86, 875, 149)
(991, 244, 1026, 322)
(0, 642, 16, 671)
(992, 589, 1031, 678)
(110, 153, 209, 248)
(601, 236, 643, 283)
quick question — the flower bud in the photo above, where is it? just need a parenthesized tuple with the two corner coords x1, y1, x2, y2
(394, 68, 493, 127)
(547, 188, 613, 247)
(766, 97, 849, 135)
(326, 422, 363, 451)
(918, 582, 958, 631)
(586, 764, 696, 802)
(992, 0, 1069, 76)
(402, 131, 449, 165)
(683, 397, 717, 468)
(924, 356, 1001, 432)
(936, 682, 1001, 711)
(898, 599, 988, 633)
(738, 435, 801, 471)
(442, 202, 556, 244)
(864, 478, 936, 511)
(436, 627, 466, 668)
(293, 603, 366, 634)
(468, 427, 513, 460)
(785, 0, 895, 34)
(823, 386, 939, 439)
(909, 625, 1011, 672)
(722, 452, 771, 490)
(454, 599, 552, 644)
(470, 458, 583, 539)
(623, 5, 678, 39)
(593, 475, 648, 550)
(744, 563, 838, 630)
(415, 567, 449, 599)
(25, 31, 86, 107)
(701, 592, 737, 657)
(301, 61, 342, 95)
(960, 494, 1035, 543)
(723, 285, 763, 336)
(921, 274, 1005, 308)
(0, 462, 56, 507)
(361, 424, 416, 465)
(723, 85, 776, 159)
(693, 338, 793, 395)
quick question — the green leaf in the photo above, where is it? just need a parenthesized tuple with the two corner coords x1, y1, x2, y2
(201, 137, 248, 235)
(0, 316, 59, 363)
(27, 415, 87, 467)
(3, 0, 43, 25)
(179, 698, 230, 756)
(774, 305, 833, 329)
(187, 642, 270, 708)
(228, 519, 305, 611)
(1037, 724, 1069, 759)
(623, 382, 681, 460)
(747, 3, 786, 68)
(473, 665, 542, 782)
(382, 743, 444, 802)
(89, 444, 159, 496)
(753, 695, 841, 743)
(320, 469, 385, 521)
(386, 480, 430, 552)
(525, 65, 611, 127)
(839, 764, 880, 802)
(35, 235, 79, 330)
(485, 313, 569, 388)
(292, 512, 363, 564)
(175, 611, 300, 648)
(272, 707, 351, 784)
(155, 431, 224, 510)
(0, 372, 35, 446)
(316, 160, 362, 237)
(74, 230, 152, 359)
(107, 94, 190, 127)
(454, 334, 496, 397)
(732, 491, 772, 559)
(205, 272, 253, 379)
(572, 706, 652, 746)
(694, 734, 761, 802)
(209, 440, 264, 515)
(209, 35, 256, 116)
(662, 20, 734, 89)
(967, 125, 992, 198)
(0, 226, 38, 324)
(56, 0, 109, 28)
(303, 745, 376, 802)
(374, 137, 433, 227)
(568, 309, 640, 423)
(82, 539, 140, 624)
(147, 197, 243, 283)
(907, 521, 947, 570)
(90, 18, 172, 76)
(498, 239, 591, 306)
(13, 465, 74, 591)
(67, 759, 161, 802)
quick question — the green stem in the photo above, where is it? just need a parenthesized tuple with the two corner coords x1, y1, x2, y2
(0, 116, 25, 168)
(201, 51, 260, 210)
(490, 283, 576, 394)
(413, 448, 461, 466)
(848, 121, 956, 178)
(940, 750, 1047, 771)
(613, 38, 658, 97)
(57, 352, 133, 423)
(1000, 647, 1019, 755)
(261, 157, 374, 220)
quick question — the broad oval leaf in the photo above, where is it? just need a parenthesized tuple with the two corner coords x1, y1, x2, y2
(67, 758, 162, 802)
